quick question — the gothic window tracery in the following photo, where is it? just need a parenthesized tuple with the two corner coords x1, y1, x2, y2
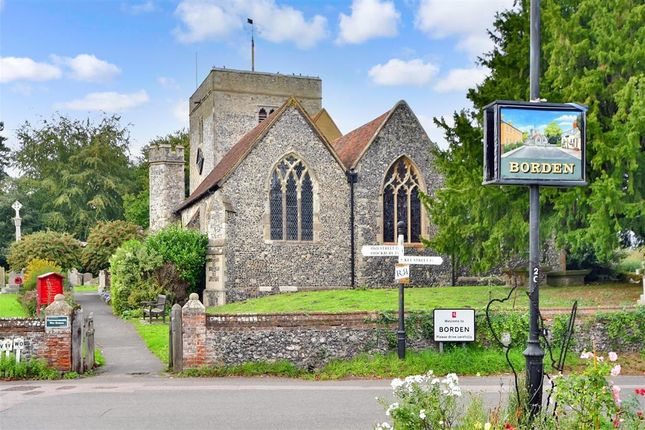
(383, 157, 422, 243)
(269, 155, 314, 241)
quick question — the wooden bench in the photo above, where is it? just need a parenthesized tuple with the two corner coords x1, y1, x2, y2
(142, 295, 167, 323)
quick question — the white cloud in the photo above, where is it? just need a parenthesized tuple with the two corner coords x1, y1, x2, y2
(368, 58, 438, 86)
(555, 114, 577, 122)
(0, 56, 62, 83)
(173, 0, 327, 49)
(415, 0, 515, 58)
(336, 0, 400, 45)
(158, 76, 179, 89)
(52, 54, 121, 82)
(433, 66, 489, 93)
(172, 100, 189, 126)
(56, 90, 149, 111)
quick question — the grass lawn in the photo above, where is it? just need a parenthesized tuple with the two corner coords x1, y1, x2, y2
(0, 294, 27, 318)
(73, 285, 98, 293)
(129, 319, 169, 366)
(208, 283, 640, 314)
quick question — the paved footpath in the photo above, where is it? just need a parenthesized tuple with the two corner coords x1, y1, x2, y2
(73, 292, 165, 377)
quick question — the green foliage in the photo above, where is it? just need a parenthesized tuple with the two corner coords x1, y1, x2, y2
(7, 231, 82, 271)
(22, 259, 63, 292)
(0, 122, 9, 183)
(0, 356, 59, 380)
(424, 0, 645, 272)
(146, 225, 208, 295)
(129, 318, 169, 366)
(19, 291, 38, 317)
(81, 220, 143, 274)
(179, 360, 302, 378)
(123, 191, 149, 229)
(109, 240, 163, 315)
(12, 114, 140, 239)
(589, 307, 645, 350)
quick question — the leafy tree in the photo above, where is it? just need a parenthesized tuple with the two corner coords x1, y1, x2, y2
(544, 121, 563, 144)
(13, 114, 138, 239)
(0, 122, 10, 183)
(424, 0, 644, 273)
(7, 231, 82, 271)
(82, 220, 143, 274)
(0, 178, 43, 266)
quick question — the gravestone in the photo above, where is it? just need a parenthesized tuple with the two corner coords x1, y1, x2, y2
(3, 271, 24, 294)
(83, 273, 93, 285)
(98, 270, 108, 293)
(68, 269, 81, 287)
(0, 266, 5, 289)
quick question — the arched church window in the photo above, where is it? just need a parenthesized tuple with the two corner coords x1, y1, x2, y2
(259, 108, 267, 123)
(383, 157, 422, 243)
(269, 155, 314, 241)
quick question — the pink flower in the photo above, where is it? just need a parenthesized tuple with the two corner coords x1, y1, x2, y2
(608, 351, 618, 362)
(612, 385, 622, 406)
(580, 351, 592, 359)
(597, 356, 604, 362)
(611, 365, 621, 377)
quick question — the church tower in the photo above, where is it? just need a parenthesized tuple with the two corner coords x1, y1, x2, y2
(187, 68, 322, 193)
(149, 144, 185, 232)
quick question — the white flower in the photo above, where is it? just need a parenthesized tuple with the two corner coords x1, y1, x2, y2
(391, 378, 404, 390)
(484, 423, 492, 430)
(610, 364, 621, 376)
(419, 409, 426, 419)
(608, 351, 618, 362)
(597, 355, 604, 362)
(580, 350, 592, 359)
(376, 423, 392, 430)
(385, 402, 399, 417)
(439, 421, 444, 425)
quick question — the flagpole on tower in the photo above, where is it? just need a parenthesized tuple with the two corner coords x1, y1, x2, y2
(247, 18, 255, 72)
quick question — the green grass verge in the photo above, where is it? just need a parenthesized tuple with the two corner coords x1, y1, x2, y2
(0, 294, 27, 318)
(73, 285, 98, 293)
(129, 319, 169, 366)
(208, 283, 640, 314)
(180, 347, 581, 380)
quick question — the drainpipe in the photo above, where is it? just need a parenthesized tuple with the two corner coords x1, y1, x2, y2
(347, 169, 358, 288)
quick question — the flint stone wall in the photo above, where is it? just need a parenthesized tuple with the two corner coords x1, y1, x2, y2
(149, 144, 185, 232)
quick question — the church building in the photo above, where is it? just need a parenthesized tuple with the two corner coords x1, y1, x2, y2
(149, 68, 449, 307)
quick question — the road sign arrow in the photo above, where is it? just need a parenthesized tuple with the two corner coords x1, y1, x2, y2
(361, 245, 403, 257)
(398, 255, 443, 265)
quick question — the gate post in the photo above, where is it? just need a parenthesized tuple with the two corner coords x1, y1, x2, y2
(71, 308, 84, 373)
(171, 304, 183, 372)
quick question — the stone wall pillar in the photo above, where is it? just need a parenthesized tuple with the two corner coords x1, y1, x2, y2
(43, 294, 73, 371)
(182, 293, 206, 368)
(204, 243, 226, 307)
(149, 144, 185, 232)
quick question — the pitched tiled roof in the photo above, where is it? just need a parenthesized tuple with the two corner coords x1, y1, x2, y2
(176, 104, 283, 212)
(330, 108, 392, 169)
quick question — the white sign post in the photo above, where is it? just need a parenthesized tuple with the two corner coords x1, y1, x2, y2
(2, 338, 13, 358)
(360, 221, 445, 360)
(13, 337, 24, 362)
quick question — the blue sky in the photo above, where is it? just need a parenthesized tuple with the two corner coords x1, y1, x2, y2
(501, 108, 578, 133)
(0, 0, 516, 163)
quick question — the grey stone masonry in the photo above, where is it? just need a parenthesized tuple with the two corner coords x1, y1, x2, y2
(353, 102, 450, 286)
(188, 68, 322, 193)
(149, 144, 185, 232)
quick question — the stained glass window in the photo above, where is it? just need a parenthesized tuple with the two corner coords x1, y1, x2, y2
(269, 155, 314, 241)
(383, 157, 422, 243)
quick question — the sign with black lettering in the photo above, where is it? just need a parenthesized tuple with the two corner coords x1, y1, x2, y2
(483, 101, 587, 187)
(433, 309, 475, 342)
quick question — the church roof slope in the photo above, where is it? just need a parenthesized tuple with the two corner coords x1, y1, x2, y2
(311, 108, 342, 142)
(330, 107, 391, 169)
(176, 97, 342, 213)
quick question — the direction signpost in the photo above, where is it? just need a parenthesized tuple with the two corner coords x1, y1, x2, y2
(361, 221, 443, 359)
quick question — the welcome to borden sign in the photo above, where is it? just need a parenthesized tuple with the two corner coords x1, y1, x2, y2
(483, 101, 587, 187)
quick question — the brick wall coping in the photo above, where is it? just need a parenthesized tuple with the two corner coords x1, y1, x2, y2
(205, 311, 383, 329)
(0, 318, 46, 331)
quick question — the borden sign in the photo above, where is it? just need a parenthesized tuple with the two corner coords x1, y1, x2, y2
(433, 309, 475, 342)
(483, 101, 587, 186)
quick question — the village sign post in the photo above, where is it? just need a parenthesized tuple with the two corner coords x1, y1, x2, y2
(482, 0, 587, 415)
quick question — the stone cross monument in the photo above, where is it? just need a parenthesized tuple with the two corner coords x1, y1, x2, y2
(12, 200, 22, 242)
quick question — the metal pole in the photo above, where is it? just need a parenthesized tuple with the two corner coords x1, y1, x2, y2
(397, 221, 406, 360)
(524, 0, 545, 416)
(251, 23, 255, 72)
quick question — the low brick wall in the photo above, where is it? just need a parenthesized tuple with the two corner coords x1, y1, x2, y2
(0, 296, 74, 371)
(179, 295, 644, 370)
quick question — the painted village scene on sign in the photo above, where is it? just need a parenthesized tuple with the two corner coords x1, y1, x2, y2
(0, 0, 643, 429)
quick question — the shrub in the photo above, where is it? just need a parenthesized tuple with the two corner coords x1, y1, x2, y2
(145, 225, 208, 295)
(19, 290, 38, 316)
(109, 240, 163, 316)
(7, 231, 81, 271)
(81, 220, 143, 275)
(22, 259, 63, 292)
(0, 355, 59, 380)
